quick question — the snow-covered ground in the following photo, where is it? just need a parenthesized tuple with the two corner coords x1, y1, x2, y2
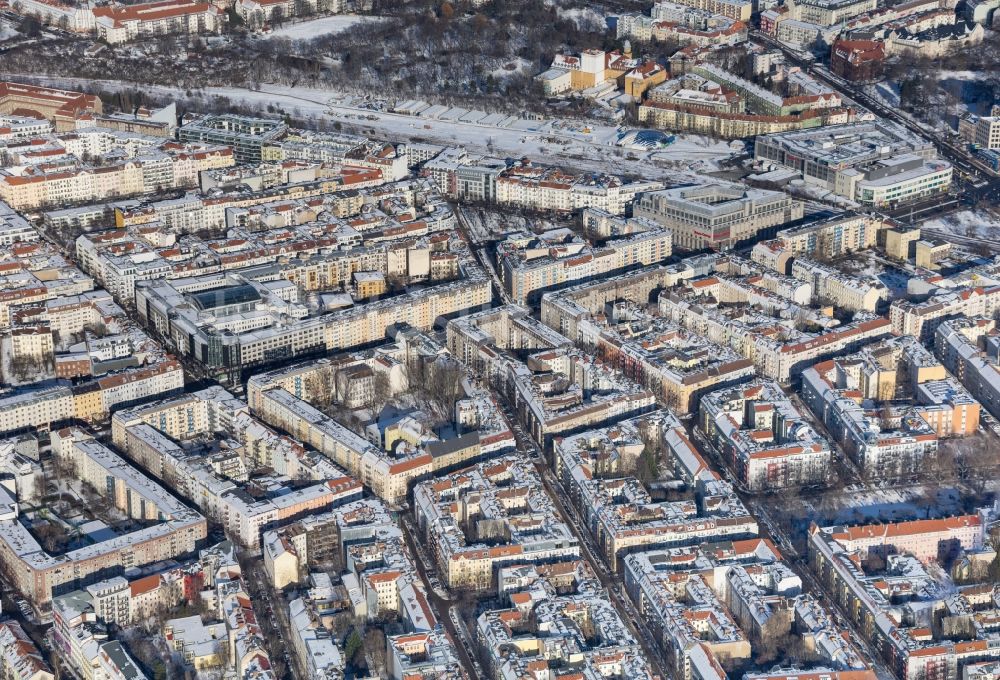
(923, 209, 1000, 240)
(835, 251, 912, 299)
(489, 58, 532, 78)
(935, 70, 997, 82)
(871, 81, 901, 108)
(786, 179, 860, 209)
(266, 14, 385, 40)
(0, 22, 18, 42)
(2, 75, 736, 181)
(802, 485, 963, 526)
(649, 138, 737, 162)
(555, 6, 606, 31)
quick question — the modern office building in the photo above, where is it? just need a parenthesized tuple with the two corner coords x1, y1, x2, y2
(634, 184, 803, 251)
(178, 114, 287, 163)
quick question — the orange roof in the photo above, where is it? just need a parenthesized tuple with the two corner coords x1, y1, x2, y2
(129, 574, 161, 597)
(835, 515, 981, 542)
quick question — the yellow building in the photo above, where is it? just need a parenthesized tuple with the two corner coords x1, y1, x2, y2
(72, 383, 106, 422)
(624, 62, 667, 98)
(353, 271, 388, 300)
(263, 532, 300, 590)
(884, 227, 921, 260)
(915, 240, 951, 270)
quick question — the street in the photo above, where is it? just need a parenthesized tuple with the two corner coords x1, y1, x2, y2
(455, 206, 513, 307)
(492, 398, 674, 676)
(751, 30, 1000, 187)
(398, 516, 484, 680)
(243, 561, 302, 680)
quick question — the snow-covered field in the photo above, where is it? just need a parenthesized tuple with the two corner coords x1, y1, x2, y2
(923, 210, 1000, 240)
(0, 75, 737, 180)
(649, 138, 737, 162)
(266, 15, 385, 40)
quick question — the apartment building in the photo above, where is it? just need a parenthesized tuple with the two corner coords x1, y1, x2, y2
(622, 535, 865, 680)
(494, 162, 662, 215)
(808, 511, 997, 680)
(0, 355, 183, 436)
(831, 515, 985, 562)
(388, 631, 464, 680)
(618, 2, 748, 46)
(447, 306, 657, 448)
(262, 498, 395, 590)
(235, 0, 327, 27)
(302, 504, 462, 679)
(0, 82, 102, 130)
(0, 620, 53, 680)
(110, 386, 363, 549)
(422, 147, 506, 202)
(577, 301, 756, 414)
(413, 456, 579, 590)
(890, 285, 1000, 342)
(288, 583, 345, 679)
(0, 115, 52, 142)
(792, 0, 877, 25)
(0, 387, 73, 436)
(657, 0, 752, 21)
(246, 345, 514, 505)
(264, 131, 410, 181)
(0, 139, 234, 210)
(539, 259, 708, 340)
(935, 318, 1000, 420)
(53, 580, 156, 680)
(973, 116, 1000, 150)
(76, 180, 443, 302)
(0, 428, 206, 609)
(93, 0, 222, 43)
(791, 258, 888, 312)
(700, 381, 833, 491)
(800, 336, 981, 478)
(477, 561, 654, 680)
(751, 239, 795, 274)
(178, 114, 287, 163)
(554, 411, 758, 570)
(634, 184, 803, 251)
(659, 277, 894, 382)
(0, 162, 144, 211)
(637, 62, 847, 139)
(773, 213, 885, 259)
(639, 100, 839, 140)
(497, 224, 672, 304)
(691, 64, 842, 117)
(257, 388, 419, 505)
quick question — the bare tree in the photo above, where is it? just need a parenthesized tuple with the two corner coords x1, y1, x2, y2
(270, 6, 285, 27)
(304, 367, 334, 407)
(369, 371, 392, 413)
(364, 628, 387, 676)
